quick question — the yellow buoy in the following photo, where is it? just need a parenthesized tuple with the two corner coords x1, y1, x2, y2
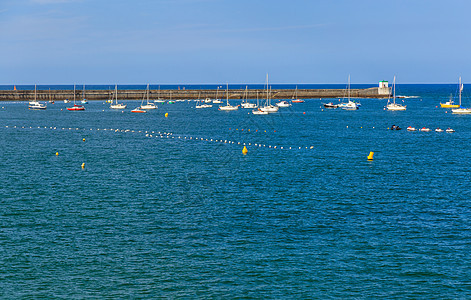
(82, 138, 85, 142)
(81, 163, 85, 168)
(242, 146, 248, 155)
(56, 152, 59, 156)
(367, 152, 374, 160)
(165, 113, 168, 117)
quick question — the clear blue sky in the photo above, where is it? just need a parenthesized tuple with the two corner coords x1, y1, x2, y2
(1, 0, 470, 84)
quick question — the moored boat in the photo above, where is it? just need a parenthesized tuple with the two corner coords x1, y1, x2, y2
(386, 76, 406, 111)
(451, 77, 471, 114)
(67, 84, 85, 111)
(323, 102, 338, 108)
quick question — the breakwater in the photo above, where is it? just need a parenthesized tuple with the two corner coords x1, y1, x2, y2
(0, 87, 390, 101)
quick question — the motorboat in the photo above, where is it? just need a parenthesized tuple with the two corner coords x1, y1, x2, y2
(446, 128, 455, 133)
(276, 100, 291, 108)
(435, 128, 444, 132)
(131, 107, 146, 113)
(440, 94, 459, 108)
(419, 127, 431, 132)
(29, 102, 47, 110)
(407, 126, 417, 131)
(323, 102, 338, 108)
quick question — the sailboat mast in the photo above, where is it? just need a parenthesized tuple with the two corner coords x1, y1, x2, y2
(459, 76, 462, 106)
(226, 83, 229, 105)
(393, 76, 396, 104)
(34, 84, 37, 101)
(73, 84, 76, 103)
(266, 74, 269, 105)
(147, 84, 149, 103)
(348, 75, 351, 101)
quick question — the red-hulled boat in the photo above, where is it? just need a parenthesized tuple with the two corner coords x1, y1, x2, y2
(67, 104, 85, 111)
(131, 107, 146, 113)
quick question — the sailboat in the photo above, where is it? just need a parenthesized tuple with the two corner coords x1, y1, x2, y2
(154, 86, 165, 103)
(81, 85, 88, 104)
(338, 75, 359, 110)
(67, 84, 85, 111)
(140, 84, 157, 110)
(28, 84, 47, 110)
(241, 86, 256, 108)
(252, 91, 269, 115)
(219, 83, 239, 111)
(260, 74, 279, 113)
(213, 86, 223, 104)
(291, 86, 305, 103)
(110, 85, 127, 109)
(451, 77, 471, 114)
(196, 91, 212, 108)
(386, 76, 406, 111)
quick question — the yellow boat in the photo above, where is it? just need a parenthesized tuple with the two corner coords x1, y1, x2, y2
(440, 94, 460, 108)
(440, 102, 459, 108)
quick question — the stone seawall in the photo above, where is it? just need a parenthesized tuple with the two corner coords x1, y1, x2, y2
(0, 87, 390, 101)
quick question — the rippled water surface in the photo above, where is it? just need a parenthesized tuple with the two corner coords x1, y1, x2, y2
(1, 86, 470, 298)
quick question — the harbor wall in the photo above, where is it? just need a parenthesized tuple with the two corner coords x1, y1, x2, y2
(0, 87, 390, 101)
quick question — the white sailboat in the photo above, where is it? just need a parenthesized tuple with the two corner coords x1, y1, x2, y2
(213, 86, 223, 104)
(338, 75, 359, 110)
(241, 86, 256, 108)
(252, 91, 268, 115)
(81, 85, 88, 104)
(386, 76, 406, 111)
(195, 92, 212, 108)
(28, 84, 47, 110)
(260, 74, 279, 113)
(110, 85, 127, 109)
(140, 84, 157, 110)
(291, 86, 305, 103)
(154, 86, 165, 103)
(451, 77, 471, 114)
(219, 83, 239, 111)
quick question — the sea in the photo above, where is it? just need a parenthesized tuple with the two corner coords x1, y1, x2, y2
(0, 84, 470, 298)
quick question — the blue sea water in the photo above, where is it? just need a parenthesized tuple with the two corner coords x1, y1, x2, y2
(0, 85, 470, 298)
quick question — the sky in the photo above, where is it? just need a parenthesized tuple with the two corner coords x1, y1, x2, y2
(1, 0, 471, 84)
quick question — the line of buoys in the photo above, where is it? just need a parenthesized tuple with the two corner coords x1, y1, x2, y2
(3, 124, 315, 151)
